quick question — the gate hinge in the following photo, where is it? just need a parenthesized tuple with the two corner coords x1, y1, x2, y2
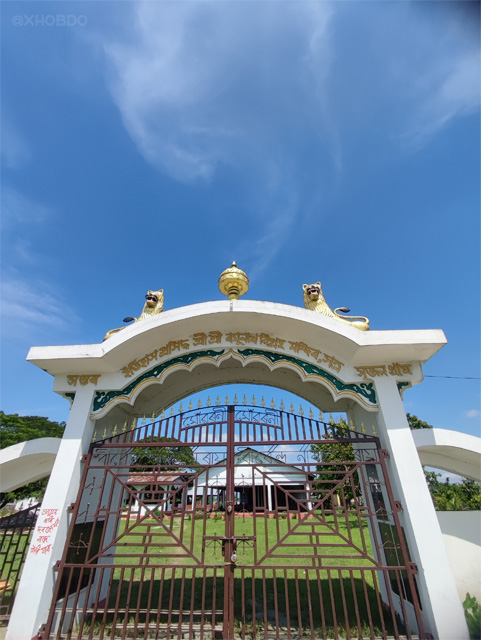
(53, 561, 62, 571)
(380, 449, 390, 459)
(67, 503, 75, 513)
(394, 501, 403, 512)
(81, 454, 89, 462)
(408, 561, 418, 574)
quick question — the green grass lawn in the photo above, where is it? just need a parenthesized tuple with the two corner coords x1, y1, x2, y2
(112, 511, 378, 571)
(69, 513, 405, 638)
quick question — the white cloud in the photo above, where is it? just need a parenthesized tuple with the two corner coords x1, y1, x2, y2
(466, 409, 480, 419)
(1, 187, 52, 228)
(0, 273, 79, 340)
(1, 117, 31, 169)
(437, 471, 463, 485)
(101, 2, 333, 183)
(97, 2, 334, 276)
(402, 49, 479, 149)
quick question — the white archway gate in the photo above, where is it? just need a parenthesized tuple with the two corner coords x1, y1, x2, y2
(7, 299, 468, 639)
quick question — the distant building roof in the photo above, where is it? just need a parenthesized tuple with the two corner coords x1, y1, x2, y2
(127, 472, 184, 485)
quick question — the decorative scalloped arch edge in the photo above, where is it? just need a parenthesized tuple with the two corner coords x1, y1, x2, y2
(236, 348, 376, 406)
(91, 347, 378, 418)
(92, 349, 224, 414)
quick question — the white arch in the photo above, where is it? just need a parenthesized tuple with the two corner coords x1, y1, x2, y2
(26, 299, 445, 427)
(412, 428, 481, 482)
(0, 438, 61, 493)
(10, 299, 470, 640)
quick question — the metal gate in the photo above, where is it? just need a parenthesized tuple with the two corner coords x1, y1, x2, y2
(39, 405, 426, 639)
(0, 502, 42, 624)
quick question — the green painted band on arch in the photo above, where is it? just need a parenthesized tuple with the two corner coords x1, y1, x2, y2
(237, 348, 377, 405)
(93, 349, 225, 412)
(92, 346, 377, 413)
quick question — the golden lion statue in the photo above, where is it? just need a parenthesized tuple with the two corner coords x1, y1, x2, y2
(303, 282, 369, 331)
(104, 290, 164, 340)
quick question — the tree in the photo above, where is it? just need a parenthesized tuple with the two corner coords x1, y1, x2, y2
(424, 472, 481, 511)
(0, 412, 65, 448)
(310, 418, 361, 504)
(406, 413, 433, 430)
(0, 412, 65, 509)
(132, 436, 197, 470)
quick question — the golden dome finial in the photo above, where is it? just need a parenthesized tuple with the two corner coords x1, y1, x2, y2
(218, 261, 249, 300)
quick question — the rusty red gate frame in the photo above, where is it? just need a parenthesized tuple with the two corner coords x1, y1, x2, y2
(39, 406, 427, 639)
(0, 503, 41, 624)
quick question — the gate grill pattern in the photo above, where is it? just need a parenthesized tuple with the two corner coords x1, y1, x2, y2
(40, 406, 426, 639)
(0, 503, 41, 623)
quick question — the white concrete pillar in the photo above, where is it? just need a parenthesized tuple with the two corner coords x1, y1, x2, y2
(7, 387, 96, 640)
(350, 379, 469, 640)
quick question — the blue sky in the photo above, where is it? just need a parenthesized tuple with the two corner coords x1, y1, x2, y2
(1, 1, 479, 437)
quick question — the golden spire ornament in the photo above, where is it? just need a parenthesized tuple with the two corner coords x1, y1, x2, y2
(218, 261, 249, 300)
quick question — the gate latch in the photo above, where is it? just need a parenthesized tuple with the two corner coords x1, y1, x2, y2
(220, 536, 256, 563)
(221, 537, 237, 560)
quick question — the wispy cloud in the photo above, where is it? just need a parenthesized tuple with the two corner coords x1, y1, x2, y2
(466, 409, 480, 419)
(1, 116, 31, 170)
(404, 50, 480, 148)
(1, 187, 52, 228)
(98, 2, 334, 276)
(102, 2, 333, 182)
(0, 272, 79, 340)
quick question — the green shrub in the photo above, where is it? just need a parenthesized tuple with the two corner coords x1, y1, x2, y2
(464, 593, 481, 639)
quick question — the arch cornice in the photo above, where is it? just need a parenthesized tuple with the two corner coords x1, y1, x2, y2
(26, 300, 446, 418)
(28, 299, 446, 376)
